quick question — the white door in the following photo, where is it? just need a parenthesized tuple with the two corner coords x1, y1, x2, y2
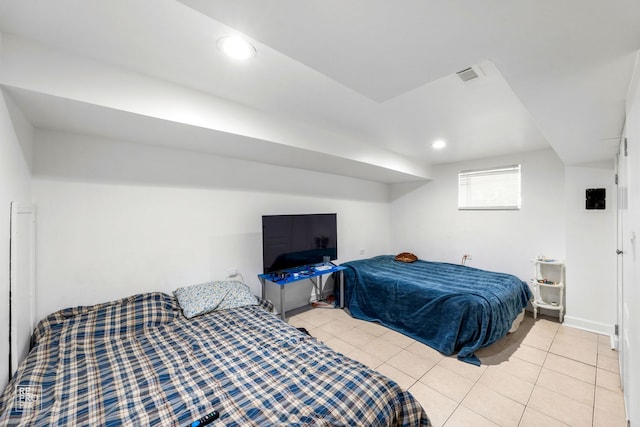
(9, 202, 36, 378)
(616, 139, 630, 419)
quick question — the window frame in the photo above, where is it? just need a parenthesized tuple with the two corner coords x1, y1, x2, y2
(457, 164, 522, 211)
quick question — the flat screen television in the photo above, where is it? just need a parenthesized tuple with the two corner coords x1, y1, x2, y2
(262, 213, 337, 274)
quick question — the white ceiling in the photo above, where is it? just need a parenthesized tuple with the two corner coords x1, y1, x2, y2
(0, 0, 638, 183)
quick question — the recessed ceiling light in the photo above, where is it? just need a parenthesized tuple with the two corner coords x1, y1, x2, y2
(432, 140, 447, 150)
(217, 36, 256, 60)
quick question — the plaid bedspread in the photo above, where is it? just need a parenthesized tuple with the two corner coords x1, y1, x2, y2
(0, 292, 430, 426)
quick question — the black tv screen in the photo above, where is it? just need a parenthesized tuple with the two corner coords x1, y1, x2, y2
(262, 213, 337, 274)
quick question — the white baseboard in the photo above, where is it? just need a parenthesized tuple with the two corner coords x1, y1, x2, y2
(562, 315, 614, 337)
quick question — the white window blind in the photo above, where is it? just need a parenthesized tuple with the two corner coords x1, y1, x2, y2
(458, 165, 521, 210)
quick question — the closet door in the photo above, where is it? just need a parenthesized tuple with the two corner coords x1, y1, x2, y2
(9, 202, 36, 378)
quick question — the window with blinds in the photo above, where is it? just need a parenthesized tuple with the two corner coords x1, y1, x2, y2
(458, 165, 521, 210)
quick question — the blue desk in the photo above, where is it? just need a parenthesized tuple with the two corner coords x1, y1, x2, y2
(258, 264, 346, 321)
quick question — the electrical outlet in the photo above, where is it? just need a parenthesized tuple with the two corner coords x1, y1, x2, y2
(465, 254, 472, 260)
(228, 268, 238, 277)
(359, 249, 366, 255)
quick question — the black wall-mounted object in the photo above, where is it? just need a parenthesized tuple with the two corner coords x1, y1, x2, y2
(585, 188, 606, 210)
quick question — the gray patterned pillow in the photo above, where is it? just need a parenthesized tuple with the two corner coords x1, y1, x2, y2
(174, 281, 257, 319)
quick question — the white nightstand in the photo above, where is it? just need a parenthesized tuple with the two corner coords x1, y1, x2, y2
(530, 258, 565, 322)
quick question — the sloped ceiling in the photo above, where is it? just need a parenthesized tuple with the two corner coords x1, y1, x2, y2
(0, 0, 639, 183)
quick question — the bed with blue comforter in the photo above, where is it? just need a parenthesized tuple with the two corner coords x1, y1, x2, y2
(0, 291, 430, 426)
(342, 256, 532, 365)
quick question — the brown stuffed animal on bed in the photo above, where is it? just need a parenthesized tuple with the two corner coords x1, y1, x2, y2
(394, 252, 418, 263)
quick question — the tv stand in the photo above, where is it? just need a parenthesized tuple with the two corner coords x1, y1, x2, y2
(258, 263, 346, 322)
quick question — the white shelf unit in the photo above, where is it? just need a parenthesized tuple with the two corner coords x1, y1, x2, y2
(529, 259, 565, 322)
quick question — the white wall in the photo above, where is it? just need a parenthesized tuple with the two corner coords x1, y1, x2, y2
(564, 164, 617, 334)
(32, 131, 391, 320)
(390, 149, 565, 282)
(0, 89, 33, 389)
(390, 148, 619, 334)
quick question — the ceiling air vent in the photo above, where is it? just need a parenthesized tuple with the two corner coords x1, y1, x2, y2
(456, 67, 479, 82)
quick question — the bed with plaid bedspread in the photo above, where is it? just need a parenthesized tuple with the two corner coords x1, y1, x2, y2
(0, 292, 430, 426)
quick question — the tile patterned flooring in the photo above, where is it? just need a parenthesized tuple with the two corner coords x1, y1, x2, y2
(288, 307, 627, 427)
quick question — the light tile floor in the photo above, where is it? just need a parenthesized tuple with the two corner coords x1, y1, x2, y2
(288, 307, 627, 427)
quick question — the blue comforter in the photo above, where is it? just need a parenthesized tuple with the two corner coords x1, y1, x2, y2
(342, 256, 532, 365)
